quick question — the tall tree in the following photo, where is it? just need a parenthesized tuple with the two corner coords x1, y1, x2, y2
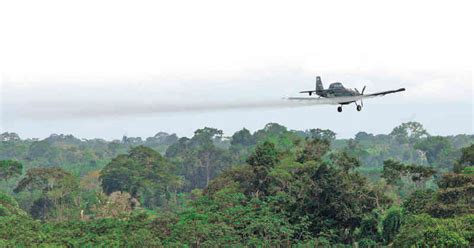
(429, 173, 474, 217)
(277, 152, 379, 243)
(247, 141, 279, 196)
(382, 207, 403, 244)
(166, 128, 230, 190)
(192, 127, 225, 187)
(14, 167, 79, 221)
(0, 132, 21, 142)
(402, 172, 474, 218)
(296, 138, 330, 163)
(308, 128, 336, 142)
(414, 136, 459, 169)
(100, 146, 180, 208)
(230, 128, 255, 147)
(0, 160, 23, 182)
(390, 122, 429, 143)
(381, 159, 436, 188)
(454, 144, 474, 173)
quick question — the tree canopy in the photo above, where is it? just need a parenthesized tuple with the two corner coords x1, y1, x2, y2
(0, 122, 473, 246)
(0, 160, 22, 182)
(100, 146, 180, 208)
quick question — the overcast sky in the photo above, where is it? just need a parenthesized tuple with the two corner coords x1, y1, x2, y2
(0, 0, 472, 140)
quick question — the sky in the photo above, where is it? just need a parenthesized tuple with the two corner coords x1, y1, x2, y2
(0, 0, 473, 140)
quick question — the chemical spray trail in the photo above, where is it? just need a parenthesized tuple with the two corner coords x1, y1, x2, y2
(18, 98, 340, 120)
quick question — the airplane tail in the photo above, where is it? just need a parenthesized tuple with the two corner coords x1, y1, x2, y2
(316, 76, 324, 93)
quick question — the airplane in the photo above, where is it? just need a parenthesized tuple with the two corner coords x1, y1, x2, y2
(288, 76, 405, 112)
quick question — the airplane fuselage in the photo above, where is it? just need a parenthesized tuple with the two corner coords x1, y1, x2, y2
(316, 82, 359, 98)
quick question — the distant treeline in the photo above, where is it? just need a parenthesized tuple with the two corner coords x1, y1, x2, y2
(0, 122, 473, 246)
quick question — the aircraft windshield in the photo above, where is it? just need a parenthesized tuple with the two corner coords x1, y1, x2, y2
(329, 82, 343, 89)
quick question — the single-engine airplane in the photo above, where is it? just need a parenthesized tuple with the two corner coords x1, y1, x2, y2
(288, 76, 405, 112)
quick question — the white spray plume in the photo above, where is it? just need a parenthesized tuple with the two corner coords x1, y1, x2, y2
(19, 98, 331, 120)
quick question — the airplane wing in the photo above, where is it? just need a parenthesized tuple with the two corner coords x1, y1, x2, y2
(287, 88, 405, 105)
(364, 88, 406, 97)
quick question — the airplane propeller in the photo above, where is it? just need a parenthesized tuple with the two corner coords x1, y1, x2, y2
(354, 86, 366, 108)
(355, 86, 367, 95)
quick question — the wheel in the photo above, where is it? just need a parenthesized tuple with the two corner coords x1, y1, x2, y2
(356, 105, 362, 111)
(337, 106, 342, 112)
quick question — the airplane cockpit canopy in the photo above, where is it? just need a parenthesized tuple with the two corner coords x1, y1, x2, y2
(329, 82, 344, 89)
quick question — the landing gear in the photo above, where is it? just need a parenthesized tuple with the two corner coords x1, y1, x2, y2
(337, 103, 361, 112)
(354, 101, 363, 111)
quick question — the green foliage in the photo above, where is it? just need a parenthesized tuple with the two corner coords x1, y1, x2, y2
(381, 206, 403, 243)
(429, 173, 474, 218)
(296, 138, 330, 163)
(207, 140, 381, 244)
(205, 165, 255, 197)
(1, 123, 473, 246)
(358, 238, 377, 248)
(247, 141, 279, 196)
(455, 144, 474, 173)
(253, 123, 302, 152)
(272, 153, 377, 243)
(0, 191, 27, 216)
(92, 191, 135, 219)
(462, 166, 474, 174)
(308, 128, 336, 142)
(340, 124, 440, 171)
(390, 121, 429, 143)
(358, 213, 380, 241)
(402, 189, 435, 215)
(230, 128, 255, 146)
(0, 212, 167, 247)
(14, 167, 80, 221)
(344, 139, 370, 162)
(247, 141, 279, 168)
(393, 214, 473, 247)
(166, 128, 232, 190)
(328, 151, 360, 171)
(0, 216, 43, 246)
(100, 146, 180, 208)
(14, 167, 77, 193)
(0, 132, 178, 181)
(423, 225, 470, 247)
(0, 160, 23, 182)
(415, 136, 460, 169)
(170, 192, 296, 246)
(402, 173, 474, 218)
(381, 159, 436, 189)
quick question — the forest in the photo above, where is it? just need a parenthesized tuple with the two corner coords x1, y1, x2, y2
(0, 121, 473, 247)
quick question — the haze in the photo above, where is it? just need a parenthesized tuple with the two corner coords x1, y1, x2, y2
(0, 0, 472, 139)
